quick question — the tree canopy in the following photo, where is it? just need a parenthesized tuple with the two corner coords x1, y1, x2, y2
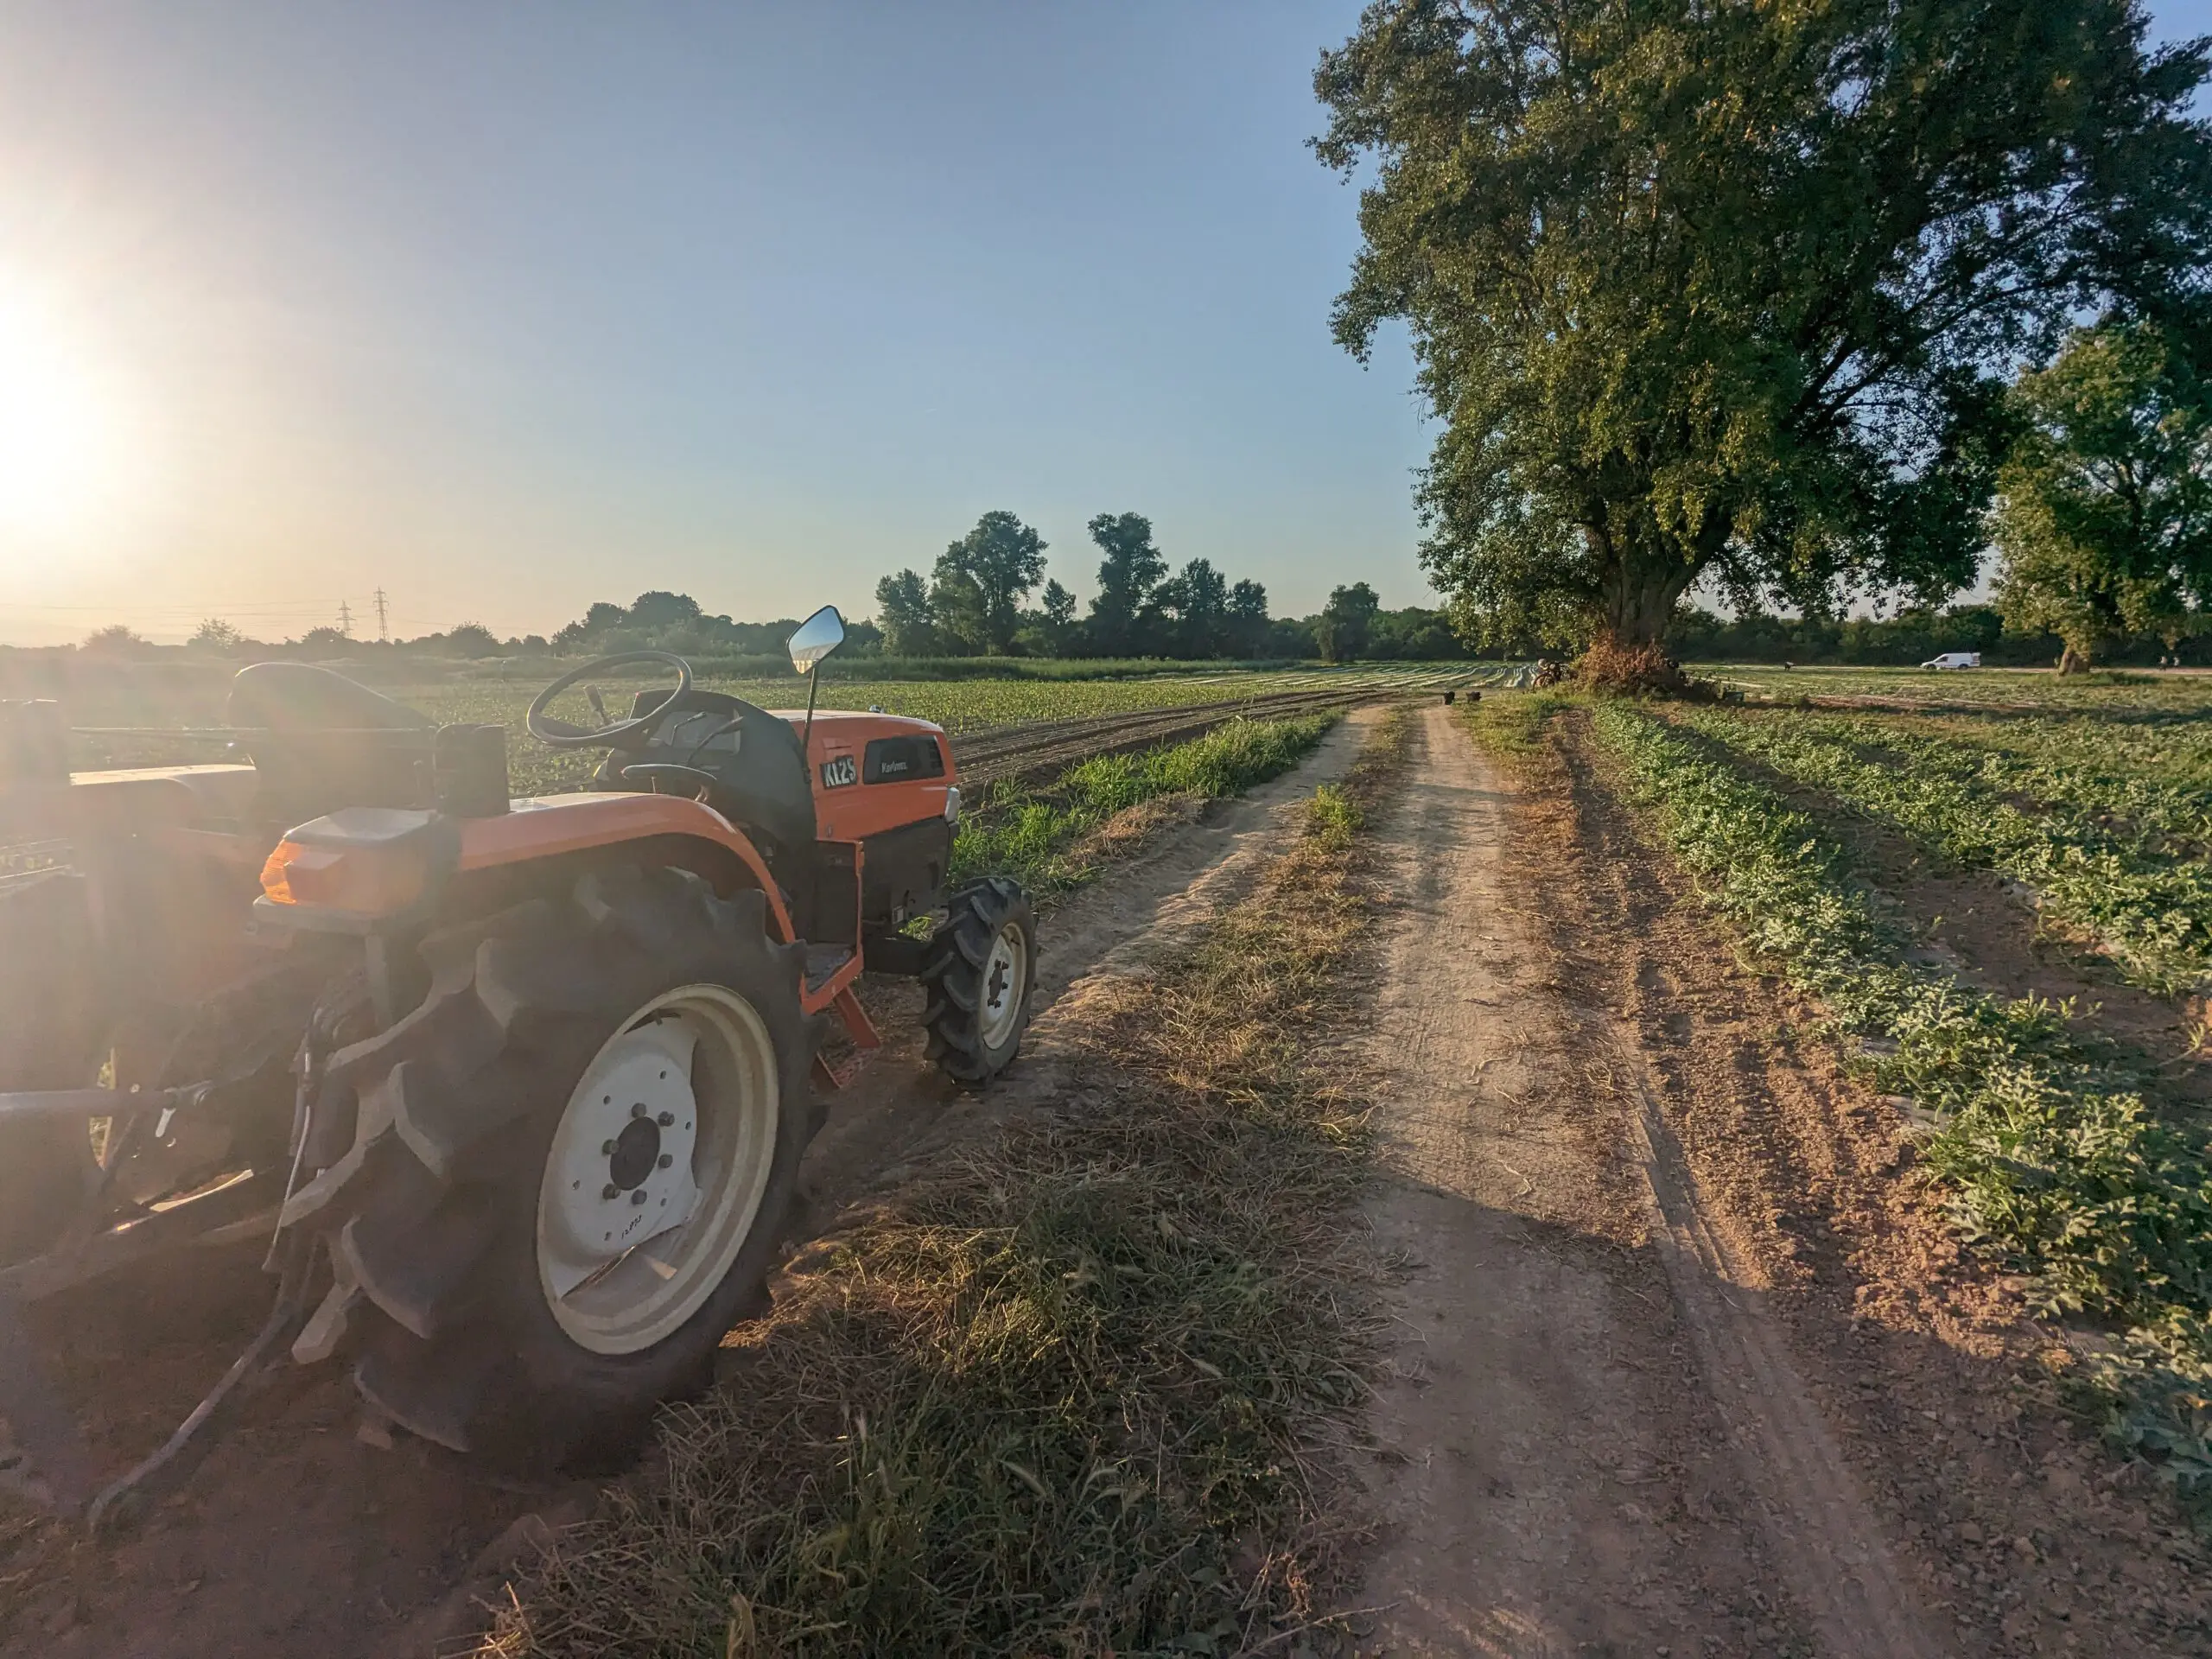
(929, 511, 1049, 654)
(1085, 513, 1171, 654)
(1315, 0, 2212, 671)
(1993, 319, 2212, 667)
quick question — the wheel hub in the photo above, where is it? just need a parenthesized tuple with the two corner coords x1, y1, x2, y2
(977, 919, 1027, 1051)
(539, 1020, 702, 1300)
(535, 984, 781, 1357)
(607, 1115, 662, 1192)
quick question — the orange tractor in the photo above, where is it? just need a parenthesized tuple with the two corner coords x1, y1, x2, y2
(0, 607, 1036, 1520)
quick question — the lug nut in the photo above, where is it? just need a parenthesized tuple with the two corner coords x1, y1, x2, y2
(657, 1153, 673, 1169)
(601, 1182, 620, 1200)
(657, 1110, 675, 1127)
(601, 1139, 616, 1156)
(631, 1103, 649, 1119)
(630, 1188, 649, 1205)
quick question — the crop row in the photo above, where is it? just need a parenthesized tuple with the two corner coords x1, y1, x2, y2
(1589, 702, 2212, 1502)
(1669, 705, 2212, 999)
(1865, 711, 2212, 835)
(950, 713, 1339, 896)
(1718, 664, 2212, 715)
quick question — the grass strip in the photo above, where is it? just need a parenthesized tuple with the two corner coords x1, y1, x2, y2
(480, 709, 1413, 1658)
(1586, 702, 2212, 1511)
(950, 713, 1338, 897)
(1669, 703, 2212, 1000)
(1455, 687, 1576, 762)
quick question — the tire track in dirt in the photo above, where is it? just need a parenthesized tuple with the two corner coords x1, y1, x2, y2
(1353, 705, 1939, 1656)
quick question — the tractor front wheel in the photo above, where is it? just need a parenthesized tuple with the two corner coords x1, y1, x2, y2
(287, 864, 822, 1470)
(919, 877, 1037, 1085)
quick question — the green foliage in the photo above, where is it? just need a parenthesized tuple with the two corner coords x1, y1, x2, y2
(1315, 582, 1379, 664)
(1592, 703, 2212, 1507)
(874, 569, 938, 657)
(1993, 320, 2212, 666)
(930, 511, 1049, 655)
(1675, 705, 2212, 996)
(1302, 782, 1362, 853)
(548, 590, 875, 661)
(1315, 0, 2212, 652)
(1084, 512, 1170, 656)
(1154, 557, 1231, 658)
(952, 715, 1337, 895)
(186, 618, 242, 652)
(77, 624, 154, 658)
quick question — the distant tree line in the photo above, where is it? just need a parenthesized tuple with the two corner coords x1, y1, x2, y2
(872, 509, 1466, 662)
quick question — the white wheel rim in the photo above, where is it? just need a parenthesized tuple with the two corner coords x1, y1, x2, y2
(976, 919, 1027, 1051)
(536, 984, 779, 1357)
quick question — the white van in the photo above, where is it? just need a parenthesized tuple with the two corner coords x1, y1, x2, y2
(1920, 652, 1980, 670)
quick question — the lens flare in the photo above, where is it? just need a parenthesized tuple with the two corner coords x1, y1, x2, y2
(0, 282, 124, 537)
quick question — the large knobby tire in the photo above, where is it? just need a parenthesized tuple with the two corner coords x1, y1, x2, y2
(920, 877, 1037, 1085)
(289, 864, 822, 1470)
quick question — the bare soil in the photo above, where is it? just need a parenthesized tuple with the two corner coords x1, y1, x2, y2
(0, 714, 1380, 1659)
(1351, 704, 2212, 1656)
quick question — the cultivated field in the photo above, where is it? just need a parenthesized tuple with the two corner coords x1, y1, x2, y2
(17, 663, 2212, 1657)
(60, 661, 1496, 792)
(1566, 668, 2212, 1526)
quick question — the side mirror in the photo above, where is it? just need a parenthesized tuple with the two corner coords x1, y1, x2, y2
(787, 605, 846, 674)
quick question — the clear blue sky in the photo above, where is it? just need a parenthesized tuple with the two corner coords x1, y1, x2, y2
(0, 1, 1427, 645)
(2, 1, 2206, 647)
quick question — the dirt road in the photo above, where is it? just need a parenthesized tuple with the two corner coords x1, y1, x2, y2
(0, 713, 1382, 1659)
(1351, 704, 2211, 1656)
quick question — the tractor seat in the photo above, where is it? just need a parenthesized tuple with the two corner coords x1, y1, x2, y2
(227, 664, 437, 823)
(226, 663, 433, 733)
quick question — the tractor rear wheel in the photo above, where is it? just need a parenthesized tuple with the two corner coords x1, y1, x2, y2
(289, 864, 821, 1469)
(919, 876, 1037, 1084)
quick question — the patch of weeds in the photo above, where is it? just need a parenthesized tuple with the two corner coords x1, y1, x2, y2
(1459, 689, 1576, 764)
(1588, 702, 2212, 1522)
(950, 714, 1338, 898)
(478, 712, 1414, 1658)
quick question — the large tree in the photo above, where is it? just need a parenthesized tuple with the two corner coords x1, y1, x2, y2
(1993, 319, 2212, 670)
(1228, 577, 1272, 657)
(932, 511, 1048, 654)
(1317, 582, 1382, 663)
(1315, 0, 2212, 675)
(1156, 557, 1232, 657)
(1085, 512, 1169, 654)
(874, 569, 939, 656)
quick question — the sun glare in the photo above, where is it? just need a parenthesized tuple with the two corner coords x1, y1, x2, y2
(0, 283, 124, 537)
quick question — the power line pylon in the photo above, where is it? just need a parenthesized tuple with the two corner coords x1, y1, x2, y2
(338, 600, 354, 638)
(373, 587, 390, 642)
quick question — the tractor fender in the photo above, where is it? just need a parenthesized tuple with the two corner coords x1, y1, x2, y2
(457, 794, 798, 944)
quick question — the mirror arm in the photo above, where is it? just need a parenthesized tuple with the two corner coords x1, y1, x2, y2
(801, 660, 823, 759)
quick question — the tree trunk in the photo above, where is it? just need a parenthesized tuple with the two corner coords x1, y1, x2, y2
(1580, 565, 1694, 690)
(2057, 644, 2090, 675)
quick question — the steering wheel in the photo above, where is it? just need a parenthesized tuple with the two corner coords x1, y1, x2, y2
(525, 652, 694, 749)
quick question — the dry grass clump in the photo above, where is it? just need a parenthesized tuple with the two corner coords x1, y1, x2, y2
(1573, 636, 1689, 692)
(476, 711, 1412, 1659)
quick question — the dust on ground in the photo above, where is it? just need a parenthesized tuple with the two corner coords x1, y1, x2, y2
(1350, 703, 2212, 1656)
(0, 712, 1381, 1659)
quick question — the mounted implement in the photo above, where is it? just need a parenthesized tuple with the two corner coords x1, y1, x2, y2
(0, 606, 1037, 1520)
